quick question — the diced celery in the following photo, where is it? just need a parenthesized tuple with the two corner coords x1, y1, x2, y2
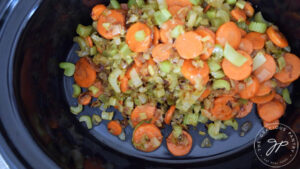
(190, 0, 202, 5)
(277, 56, 286, 71)
(108, 69, 122, 93)
(211, 17, 224, 28)
(59, 62, 75, 77)
(73, 36, 89, 54)
(109, 97, 117, 106)
(92, 114, 102, 125)
(206, 9, 216, 20)
(102, 23, 111, 31)
(211, 70, 225, 79)
(208, 122, 228, 140)
(173, 125, 183, 138)
(171, 25, 185, 38)
(208, 59, 221, 72)
(282, 88, 292, 104)
(90, 46, 97, 55)
(157, 0, 167, 10)
(226, 0, 236, 5)
(254, 12, 267, 24)
(187, 11, 198, 28)
(110, 0, 121, 9)
(249, 22, 267, 33)
(184, 112, 199, 126)
(224, 119, 238, 130)
(101, 111, 114, 120)
(252, 52, 266, 71)
(193, 105, 201, 114)
(198, 112, 208, 123)
(136, 0, 145, 8)
(76, 24, 92, 37)
(236, 0, 246, 9)
(135, 30, 146, 42)
(238, 98, 248, 105)
(159, 60, 172, 73)
(223, 43, 248, 67)
(79, 115, 93, 129)
(154, 9, 171, 26)
(88, 85, 99, 96)
(70, 104, 83, 115)
(128, 0, 137, 8)
(212, 79, 230, 91)
(72, 84, 81, 98)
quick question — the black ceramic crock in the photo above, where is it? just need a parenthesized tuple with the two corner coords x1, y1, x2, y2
(0, 0, 299, 168)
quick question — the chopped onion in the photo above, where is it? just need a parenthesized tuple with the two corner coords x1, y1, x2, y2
(253, 52, 266, 71)
(130, 68, 143, 88)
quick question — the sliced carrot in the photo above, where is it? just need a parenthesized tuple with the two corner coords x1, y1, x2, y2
(199, 87, 211, 101)
(126, 22, 152, 53)
(239, 76, 260, 99)
(175, 31, 203, 59)
(160, 19, 184, 43)
(91, 80, 104, 97)
(258, 100, 285, 122)
(236, 101, 253, 118)
(120, 76, 129, 93)
(152, 43, 173, 62)
(107, 120, 122, 136)
(274, 53, 300, 83)
(168, 5, 189, 21)
(74, 57, 97, 88)
(239, 38, 253, 55)
(97, 10, 125, 39)
(132, 123, 162, 152)
(250, 90, 276, 104)
(222, 50, 253, 81)
(181, 59, 210, 85)
(266, 26, 289, 48)
(216, 22, 241, 49)
(166, 0, 192, 7)
(153, 26, 160, 45)
(211, 96, 238, 120)
(91, 4, 106, 20)
(239, 28, 247, 37)
(166, 130, 193, 156)
(195, 27, 216, 60)
(130, 104, 156, 127)
(254, 53, 276, 82)
(78, 92, 92, 105)
(256, 80, 273, 96)
(231, 8, 247, 22)
(85, 36, 93, 47)
(164, 105, 176, 125)
(244, 32, 266, 50)
(274, 94, 286, 110)
(263, 120, 279, 130)
(243, 2, 254, 17)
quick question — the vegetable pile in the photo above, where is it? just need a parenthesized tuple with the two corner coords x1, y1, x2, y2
(59, 0, 300, 156)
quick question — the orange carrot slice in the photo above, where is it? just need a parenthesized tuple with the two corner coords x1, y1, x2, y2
(266, 26, 289, 48)
(130, 104, 156, 127)
(153, 26, 160, 45)
(107, 120, 122, 136)
(181, 59, 209, 85)
(126, 22, 152, 53)
(91, 4, 106, 20)
(250, 90, 276, 104)
(258, 101, 285, 122)
(239, 38, 253, 55)
(238, 76, 260, 99)
(236, 101, 253, 118)
(152, 43, 173, 62)
(231, 8, 247, 22)
(166, 130, 193, 156)
(253, 53, 276, 83)
(244, 32, 266, 50)
(97, 10, 125, 39)
(195, 27, 216, 60)
(222, 50, 253, 81)
(132, 123, 162, 152)
(216, 22, 242, 49)
(160, 19, 184, 43)
(74, 57, 97, 88)
(174, 31, 203, 59)
(164, 105, 176, 125)
(274, 53, 300, 83)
